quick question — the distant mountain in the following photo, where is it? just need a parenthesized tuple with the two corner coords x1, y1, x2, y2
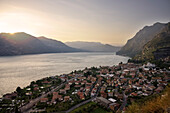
(134, 22, 170, 60)
(37, 36, 81, 52)
(116, 22, 167, 57)
(65, 41, 121, 52)
(0, 32, 81, 56)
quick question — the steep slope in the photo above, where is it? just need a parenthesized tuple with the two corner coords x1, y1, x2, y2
(0, 36, 19, 56)
(65, 41, 121, 52)
(116, 22, 167, 57)
(134, 22, 170, 60)
(0, 32, 82, 56)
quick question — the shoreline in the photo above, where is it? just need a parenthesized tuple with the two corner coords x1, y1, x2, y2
(0, 52, 130, 98)
(0, 64, 119, 98)
(0, 61, 169, 112)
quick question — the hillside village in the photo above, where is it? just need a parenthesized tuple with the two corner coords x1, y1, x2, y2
(0, 62, 169, 113)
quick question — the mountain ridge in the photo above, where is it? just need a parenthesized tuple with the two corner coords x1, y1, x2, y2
(65, 41, 121, 52)
(0, 32, 82, 56)
(134, 22, 170, 60)
(116, 22, 168, 57)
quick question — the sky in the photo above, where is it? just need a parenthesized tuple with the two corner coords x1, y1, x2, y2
(0, 0, 170, 45)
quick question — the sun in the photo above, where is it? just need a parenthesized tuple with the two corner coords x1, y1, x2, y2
(9, 32, 15, 35)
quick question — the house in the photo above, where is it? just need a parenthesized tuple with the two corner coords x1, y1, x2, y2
(115, 93, 123, 99)
(91, 90, 96, 97)
(59, 76, 68, 81)
(148, 85, 156, 91)
(57, 95, 63, 101)
(86, 82, 92, 86)
(108, 98, 116, 103)
(82, 80, 87, 85)
(92, 88, 97, 92)
(26, 88, 31, 91)
(130, 92, 138, 97)
(123, 69, 130, 74)
(52, 92, 63, 101)
(109, 103, 120, 111)
(65, 84, 70, 91)
(33, 84, 38, 87)
(68, 74, 75, 77)
(108, 92, 113, 97)
(68, 81, 74, 85)
(91, 77, 97, 83)
(3, 93, 17, 100)
(26, 92, 32, 96)
(144, 62, 156, 68)
(77, 91, 85, 100)
(53, 92, 58, 95)
(75, 81, 80, 85)
(60, 89, 66, 94)
(42, 80, 50, 84)
(159, 81, 168, 85)
(85, 90, 89, 96)
(155, 86, 164, 93)
(85, 86, 91, 91)
(75, 85, 81, 88)
(40, 98, 48, 103)
(34, 87, 39, 91)
(64, 96, 70, 101)
(80, 94, 85, 100)
(101, 92, 107, 98)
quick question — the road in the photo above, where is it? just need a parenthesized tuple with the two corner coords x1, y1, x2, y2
(118, 91, 127, 112)
(65, 97, 95, 113)
(65, 84, 101, 113)
(20, 78, 75, 113)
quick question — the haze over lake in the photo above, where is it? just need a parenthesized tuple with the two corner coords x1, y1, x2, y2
(0, 52, 129, 97)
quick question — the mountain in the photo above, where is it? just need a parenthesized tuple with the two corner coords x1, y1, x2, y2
(116, 22, 167, 57)
(65, 41, 121, 52)
(37, 36, 81, 52)
(134, 22, 170, 60)
(0, 32, 81, 56)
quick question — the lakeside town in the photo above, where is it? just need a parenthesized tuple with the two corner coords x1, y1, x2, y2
(0, 61, 169, 113)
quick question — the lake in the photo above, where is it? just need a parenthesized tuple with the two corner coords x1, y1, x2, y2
(0, 52, 129, 97)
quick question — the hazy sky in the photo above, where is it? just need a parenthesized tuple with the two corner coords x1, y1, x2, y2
(0, 0, 170, 45)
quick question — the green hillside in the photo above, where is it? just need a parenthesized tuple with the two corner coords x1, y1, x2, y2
(126, 85, 170, 113)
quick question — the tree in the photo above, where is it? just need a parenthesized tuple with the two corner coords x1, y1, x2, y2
(15, 105, 20, 113)
(139, 68, 143, 72)
(16, 86, 22, 93)
(31, 81, 35, 86)
(153, 80, 158, 87)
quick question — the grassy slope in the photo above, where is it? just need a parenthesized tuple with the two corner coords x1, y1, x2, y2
(126, 85, 170, 113)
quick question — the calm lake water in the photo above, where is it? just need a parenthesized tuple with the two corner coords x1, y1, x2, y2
(0, 52, 129, 97)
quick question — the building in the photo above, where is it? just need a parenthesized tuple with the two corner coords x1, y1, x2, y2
(64, 96, 70, 101)
(108, 98, 116, 103)
(95, 97, 111, 108)
(40, 98, 48, 103)
(60, 89, 66, 94)
(109, 103, 120, 111)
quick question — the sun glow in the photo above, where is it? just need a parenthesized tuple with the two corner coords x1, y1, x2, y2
(0, 12, 36, 35)
(0, 3, 132, 44)
(1, 0, 169, 45)
(9, 33, 15, 35)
